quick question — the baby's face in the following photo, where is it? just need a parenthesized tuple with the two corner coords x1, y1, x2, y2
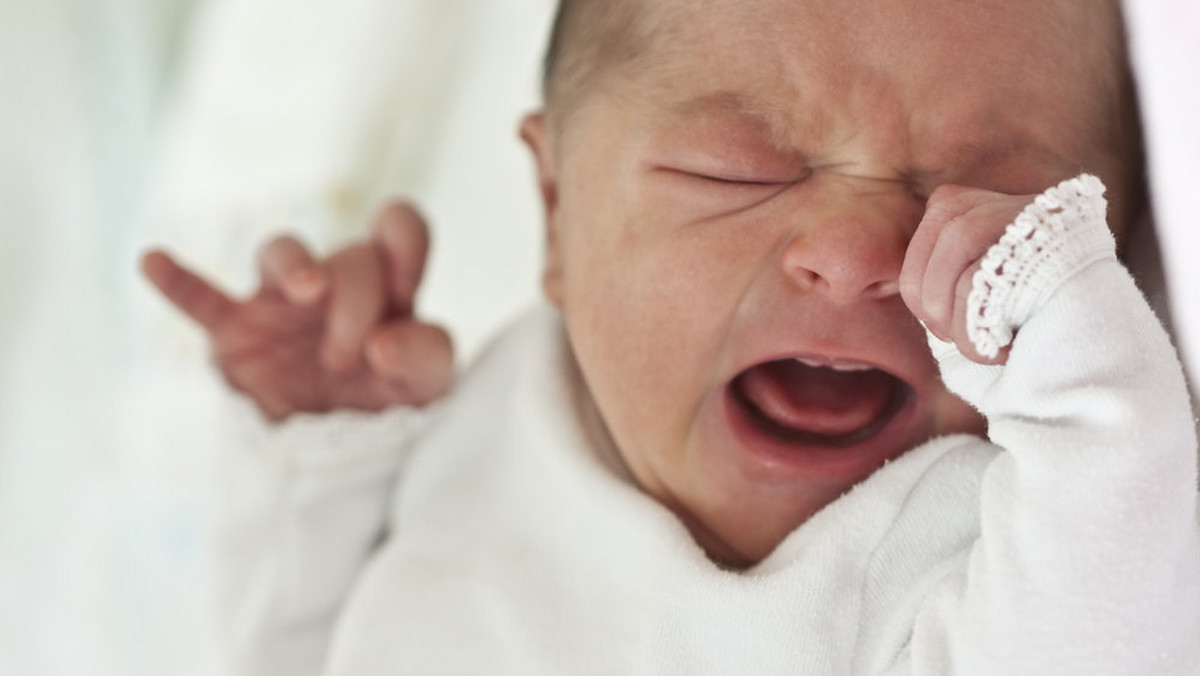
(524, 0, 1127, 566)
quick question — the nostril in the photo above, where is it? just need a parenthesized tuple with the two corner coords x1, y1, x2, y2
(865, 278, 900, 299)
(787, 266, 825, 291)
(779, 222, 907, 302)
(783, 259, 901, 302)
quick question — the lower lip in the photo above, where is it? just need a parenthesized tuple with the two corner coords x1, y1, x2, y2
(717, 381, 919, 481)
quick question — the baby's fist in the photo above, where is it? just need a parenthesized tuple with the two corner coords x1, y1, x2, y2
(899, 185, 1037, 364)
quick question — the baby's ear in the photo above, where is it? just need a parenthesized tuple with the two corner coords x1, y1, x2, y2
(519, 112, 565, 305)
(520, 112, 558, 217)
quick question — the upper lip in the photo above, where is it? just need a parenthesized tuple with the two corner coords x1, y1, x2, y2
(719, 298, 935, 407)
(731, 347, 911, 385)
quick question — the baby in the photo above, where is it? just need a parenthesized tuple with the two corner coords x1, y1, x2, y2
(144, 0, 1200, 674)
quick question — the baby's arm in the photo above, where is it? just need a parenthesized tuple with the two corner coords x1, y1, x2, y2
(143, 203, 451, 675)
(896, 176, 1200, 675)
(212, 405, 424, 675)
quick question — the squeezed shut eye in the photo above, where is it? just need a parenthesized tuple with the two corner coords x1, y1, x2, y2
(694, 173, 784, 187)
(646, 166, 808, 217)
(647, 162, 810, 216)
(669, 166, 811, 189)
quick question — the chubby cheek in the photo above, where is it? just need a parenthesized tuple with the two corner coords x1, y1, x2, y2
(556, 196, 761, 487)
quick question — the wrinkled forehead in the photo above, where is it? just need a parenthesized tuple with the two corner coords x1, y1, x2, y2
(632, 0, 1117, 108)
(636, 0, 1118, 73)
(595, 0, 1124, 169)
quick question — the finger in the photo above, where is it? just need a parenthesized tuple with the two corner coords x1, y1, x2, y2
(918, 219, 1002, 337)
(365, 320, 454, 406)
(321, 244, 387, 373)
(257, 235, 327, 305)
(902, 221, 956, 340)
(900, 187, 974, 323)
(141, 250, 237, 331)
(372, 202, 431, 315)
(899, 214, 942, 317)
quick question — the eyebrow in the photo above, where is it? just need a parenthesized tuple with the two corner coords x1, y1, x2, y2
(914, 136, 1075, 181)
(666, 91, 796, 146)
(669, 91, 783, 123)
(669, 91, 1077, 178)
(955, 139, 1030, 169)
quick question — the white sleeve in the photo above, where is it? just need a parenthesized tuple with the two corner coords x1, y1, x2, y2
(211, 398, 427, 676)
(904, 176, 1200, 675)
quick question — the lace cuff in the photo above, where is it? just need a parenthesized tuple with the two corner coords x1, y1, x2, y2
(967, 174, 1115, 359)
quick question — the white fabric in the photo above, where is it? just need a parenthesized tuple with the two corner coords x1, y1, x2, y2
(1123, 0, 1200, 386)
(147, 0, 552, 359)
(216, 184, 1200, 675)
(968, 175, 1113, 358)
(0, 2, 211, 674)
(1, 2, 1195, 675)
(0, 2, 553, 673)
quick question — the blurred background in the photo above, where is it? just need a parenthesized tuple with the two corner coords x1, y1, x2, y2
(1, 0, 552, 673)
(0, 1, 1196, 675)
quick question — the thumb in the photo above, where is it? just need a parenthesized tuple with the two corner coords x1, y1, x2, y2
(365, 320, 455, 406)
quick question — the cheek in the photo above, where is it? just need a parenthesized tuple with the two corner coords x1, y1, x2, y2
(561, 197, 763, 370)
(562, 222, 728, 382)
(555, 203, 764, 462)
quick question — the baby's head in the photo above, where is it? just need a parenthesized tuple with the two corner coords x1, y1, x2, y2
(520, 0, 1140, 567)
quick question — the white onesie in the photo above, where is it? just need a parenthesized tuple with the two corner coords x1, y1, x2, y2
(212, 176, 1200, 675)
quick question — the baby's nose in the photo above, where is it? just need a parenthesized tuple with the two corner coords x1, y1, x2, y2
(780, 212, 907, 304)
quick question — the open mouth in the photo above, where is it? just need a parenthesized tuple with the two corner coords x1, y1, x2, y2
(730, 356, 911, 448)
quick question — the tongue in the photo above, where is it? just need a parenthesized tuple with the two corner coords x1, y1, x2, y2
(737, 360, 895, 438)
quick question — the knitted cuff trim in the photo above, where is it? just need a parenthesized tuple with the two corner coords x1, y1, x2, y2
(967, 174, 1115, 359)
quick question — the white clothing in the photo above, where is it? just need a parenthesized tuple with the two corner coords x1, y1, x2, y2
(215, 180, 1200, 675)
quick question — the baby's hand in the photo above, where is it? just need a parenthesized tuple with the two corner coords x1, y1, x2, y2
(899, 185, 1038, 365)
(142, 202, 453, 421)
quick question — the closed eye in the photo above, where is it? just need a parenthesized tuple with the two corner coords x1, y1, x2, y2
(648, 165, 807, 218)
(664, 167, 809, 187)
(693, 173, 783, 186)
